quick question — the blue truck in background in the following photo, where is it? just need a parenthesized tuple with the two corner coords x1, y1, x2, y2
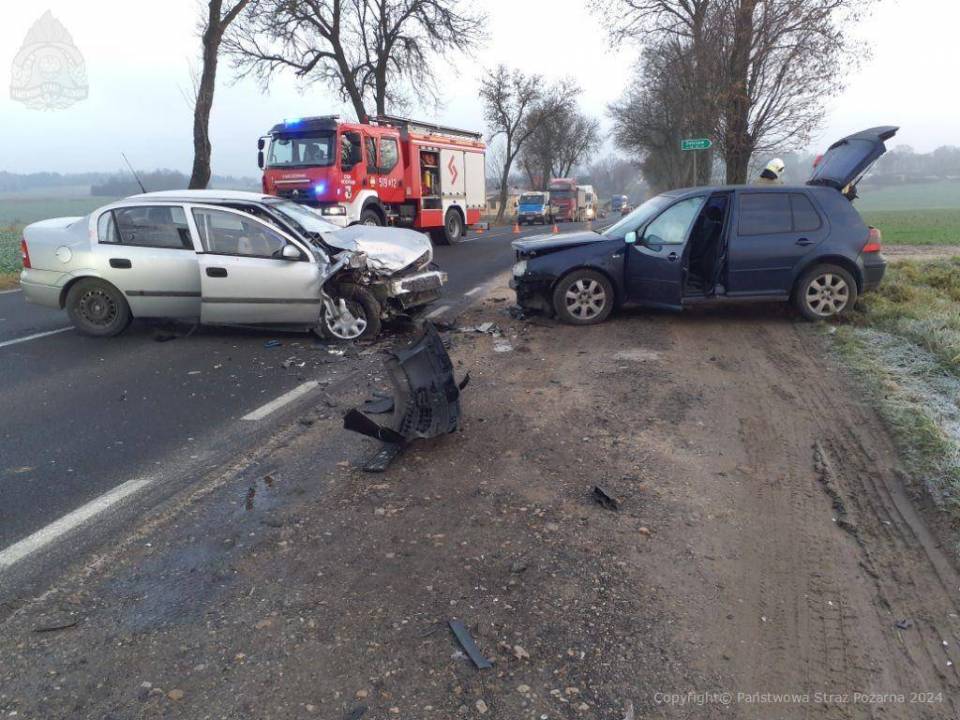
(517, 191, 553, 225)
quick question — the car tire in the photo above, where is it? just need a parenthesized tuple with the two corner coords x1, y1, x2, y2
(794, 264, 858, 321)
(552, 269, 615, 326)
(432, 209, 465, 246)
(320, 283, 382, 341)
(65, 278, 132, 337)
(360, 207, 383, 226)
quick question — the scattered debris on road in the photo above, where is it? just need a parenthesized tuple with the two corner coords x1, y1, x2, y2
(343, 323, 468, 472)
(448, 619, 493, 670)
(592, 485, 620, 511)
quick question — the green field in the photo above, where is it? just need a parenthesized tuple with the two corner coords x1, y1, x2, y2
(856, 182, 960, 211)
(0, 196, 116, 227)
(860, 208, 960, 245)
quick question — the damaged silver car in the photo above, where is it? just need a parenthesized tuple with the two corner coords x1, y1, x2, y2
(19, 190, 446, 340)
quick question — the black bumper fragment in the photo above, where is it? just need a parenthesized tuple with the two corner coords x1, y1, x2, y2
(343, 322, 467, 471)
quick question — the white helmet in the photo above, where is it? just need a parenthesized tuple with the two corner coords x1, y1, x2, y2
(765, 158, 785, 178)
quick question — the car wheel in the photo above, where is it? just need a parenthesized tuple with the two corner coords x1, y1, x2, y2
(552, 270, 614, 326)
(66, 278, 132, 337)
(794, 264, 858, 321)
(360, 207, 382, 226)
(321, 283, 382, 341)
(433, 209, 465, 246)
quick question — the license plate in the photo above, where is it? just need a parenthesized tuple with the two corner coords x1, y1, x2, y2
(398, 271, 444, 294)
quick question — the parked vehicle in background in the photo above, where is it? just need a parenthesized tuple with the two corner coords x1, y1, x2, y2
(512, 127, 895, 325)
(19, 190, 446, 341)
(610, 195, 628, 215)
(579, 185, 597, 221)
(259, 114, 485, 245)
(548, 178, 578, 222)
(517, 191, 552, 225)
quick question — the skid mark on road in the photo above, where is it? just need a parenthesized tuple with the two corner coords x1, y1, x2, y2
(0, 326, 73, 349)
(242, 380, 321, 421)
(0, 478, 152, 570)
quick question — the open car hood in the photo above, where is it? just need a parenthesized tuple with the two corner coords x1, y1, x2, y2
(512, 231, 606, 257)
(807, 126, 898, 191)
(324, 225, 432, 273)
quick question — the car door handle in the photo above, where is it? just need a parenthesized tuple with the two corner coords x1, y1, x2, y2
(796, 238, 814, 246)
(667, 252, 678, 262)
(109, 258, 132, 269)
(206, 267, 228, 278)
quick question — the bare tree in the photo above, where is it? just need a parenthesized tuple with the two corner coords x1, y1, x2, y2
(479, 65, 545, 222)
(715, 0, 875, 183)
(190, 0, 254, 189)
(519, 94, 602, 188)
(226, 0, 485, 122)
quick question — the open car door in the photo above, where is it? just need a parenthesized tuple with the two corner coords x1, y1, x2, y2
(190, 205, 324, 326)
(807, 126, 898, 197)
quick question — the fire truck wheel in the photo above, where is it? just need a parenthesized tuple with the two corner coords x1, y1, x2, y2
(360, 207, 383, 226)
(433, 209, 464, 245)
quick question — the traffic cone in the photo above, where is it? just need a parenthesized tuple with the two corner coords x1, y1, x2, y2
(552, 222, 559, 233)
(512, 222, 520, 234)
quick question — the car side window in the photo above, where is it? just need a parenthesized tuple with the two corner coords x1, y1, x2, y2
(739, 193, 791, 235)
(380, 138, 399, 173)
(193, 208, 290, 259)
(790, 193, 822, 232)
(642, 197, 706, 245)
(110, 206, 193, 249)
(97, 211, 118, 243)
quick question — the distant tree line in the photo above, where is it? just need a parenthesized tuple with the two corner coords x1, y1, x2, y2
(0, 171, 259, 196)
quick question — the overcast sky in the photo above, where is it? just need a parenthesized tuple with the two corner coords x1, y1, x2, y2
(1, 0, 956, 178)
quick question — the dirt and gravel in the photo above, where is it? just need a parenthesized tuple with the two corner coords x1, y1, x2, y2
(1, 277, 958, 719)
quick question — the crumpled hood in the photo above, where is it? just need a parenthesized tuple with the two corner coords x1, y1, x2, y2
(512, 231, 607, 257)
(324, 225, 432, 273)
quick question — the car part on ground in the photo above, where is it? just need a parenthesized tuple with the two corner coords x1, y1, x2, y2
(343, 323, 468, 471)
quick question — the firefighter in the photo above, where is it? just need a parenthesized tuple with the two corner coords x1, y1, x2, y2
(754, 158, 785, 185)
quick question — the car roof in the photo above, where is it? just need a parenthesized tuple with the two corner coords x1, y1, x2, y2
(663, 184, 824, 197)
(120, 189, 275, 205)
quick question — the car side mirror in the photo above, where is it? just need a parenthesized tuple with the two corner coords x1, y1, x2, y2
(257, 138, 266, 151)
(257, 151, 264, 170)
(281, 244, 303, 260)
(625, 231, 638, 244)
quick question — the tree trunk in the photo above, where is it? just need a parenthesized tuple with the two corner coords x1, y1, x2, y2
(495, 147, 514, 223)
(189, 17, 221, 190)
(723, 0, 757, 184)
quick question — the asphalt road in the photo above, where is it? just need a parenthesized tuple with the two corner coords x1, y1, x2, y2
(0, 220, 590, 590)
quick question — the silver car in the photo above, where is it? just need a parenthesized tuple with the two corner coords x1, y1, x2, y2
(19, 190, 446, 340)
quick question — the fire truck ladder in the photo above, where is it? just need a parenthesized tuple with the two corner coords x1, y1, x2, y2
(372, 114, 482, 141)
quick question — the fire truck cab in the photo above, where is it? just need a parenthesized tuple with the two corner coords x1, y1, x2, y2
(259, 115, 485, 245)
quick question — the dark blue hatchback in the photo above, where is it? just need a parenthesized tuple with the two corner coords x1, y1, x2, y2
(511, 127, 894, 324)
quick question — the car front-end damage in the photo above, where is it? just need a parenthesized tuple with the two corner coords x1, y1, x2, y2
(317, 225, 447, 339)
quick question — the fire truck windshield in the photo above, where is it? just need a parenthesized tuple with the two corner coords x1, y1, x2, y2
(267, 134, 335, 168)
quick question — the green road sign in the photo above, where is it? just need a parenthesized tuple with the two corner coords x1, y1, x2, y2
(681, 138, 712, 151)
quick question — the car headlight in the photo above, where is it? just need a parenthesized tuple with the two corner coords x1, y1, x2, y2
(348, 251, 368, 269)
(322, 205, 347, 216)
(513, 260, 527, 277)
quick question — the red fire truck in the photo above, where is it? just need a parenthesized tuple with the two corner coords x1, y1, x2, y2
(258, 115, 486, 245)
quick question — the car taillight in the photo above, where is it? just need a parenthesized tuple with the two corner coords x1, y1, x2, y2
(863, 227, 882, 254)
(20, 237, 31, 269)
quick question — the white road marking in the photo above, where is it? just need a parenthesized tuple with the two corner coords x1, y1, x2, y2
(0, 288, 22, 295)
(0, 326, 73, 349)
(425, 305, 450, 319)
(465, 286, 484, 296)
(0, 478, 152, 570)
(242, 380, 320, 421)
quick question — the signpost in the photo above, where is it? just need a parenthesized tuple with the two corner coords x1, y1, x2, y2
(681, 138, 713, 185)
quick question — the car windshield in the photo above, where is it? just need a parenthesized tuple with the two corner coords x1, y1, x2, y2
(602, 194, 674, 237)
(265, 199, 339, 236)
(267, 134, 335, 168)
(520, 194, 545, 204)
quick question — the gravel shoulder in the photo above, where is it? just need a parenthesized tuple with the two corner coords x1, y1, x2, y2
(1, 278, 957, 719)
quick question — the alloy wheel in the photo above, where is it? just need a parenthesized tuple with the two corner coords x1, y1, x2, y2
(325, 300, 368, 339)
(565, 278, 607, 320)
(805, 273, 850, 317)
